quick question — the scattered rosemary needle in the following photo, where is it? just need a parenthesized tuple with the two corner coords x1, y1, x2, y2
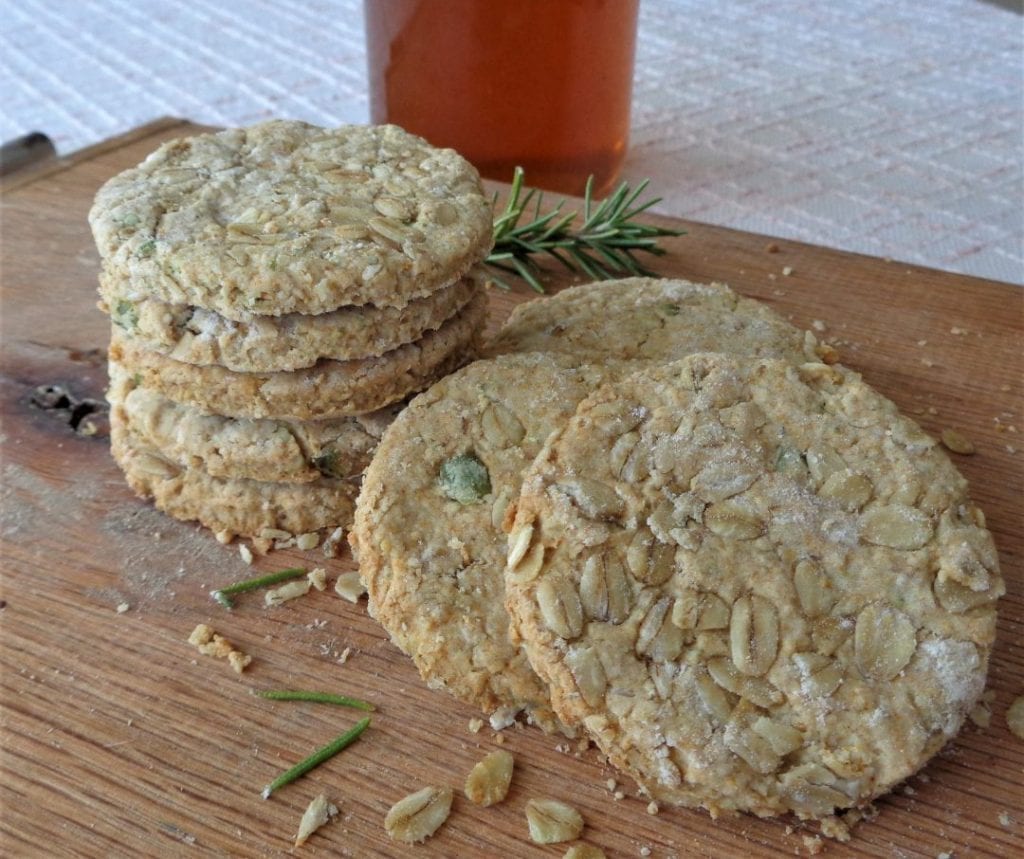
(485, 166, 684, 292)
(256, 689, 375, 712)
(210, 567, 307, 608)
(261, 716, 371, 799)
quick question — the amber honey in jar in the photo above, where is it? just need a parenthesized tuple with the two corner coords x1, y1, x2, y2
(365, 0, 639, 197)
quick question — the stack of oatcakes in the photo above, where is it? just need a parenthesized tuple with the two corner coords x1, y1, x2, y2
(89, 121, 492, 546)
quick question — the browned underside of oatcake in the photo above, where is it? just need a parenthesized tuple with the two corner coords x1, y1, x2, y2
(100, 272, 482, 371)
(88, 121, 494, 315)
(108, 290, 487, 420)
(110, 409, 358, 538)
(504, 354, 1001, 820)
(107, 357, 397, 484)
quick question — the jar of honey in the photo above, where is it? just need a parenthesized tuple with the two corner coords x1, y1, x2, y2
(365, 0, 639, 197)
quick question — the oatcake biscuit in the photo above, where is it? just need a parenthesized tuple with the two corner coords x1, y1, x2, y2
(486, 277, 832, 365)
(110, 408, 358, 537)
(109, 290, 486, 420)
(107, 360, 396, 483)
(505, 354, 1002, 819)
(353, 354, 612, 731)
(100, 272, 481, 372)
(354, 280, 839, 730)
(88, 121, 493, 316)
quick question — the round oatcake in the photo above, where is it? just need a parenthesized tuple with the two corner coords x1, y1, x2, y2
(110, 409, 358, 538)
(100, 271, 482, 372)
(354, 278, 838, 730)
(107, 358, 397, 484)
(352, 353, 612, 731)
(89, 121, 493, 316)
(486, 277, 834, 365)
(108, 290, 486, 420)
(505, 353, 1002, 819)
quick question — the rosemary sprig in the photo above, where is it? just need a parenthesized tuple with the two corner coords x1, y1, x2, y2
(261, 716, 371, 799)
(210, 567, 307, 609)
(256, 689, 375, 712)
(485, 167, 684, 292)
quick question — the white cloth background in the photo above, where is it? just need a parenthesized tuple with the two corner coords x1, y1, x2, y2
(2, 0, 1022, 284)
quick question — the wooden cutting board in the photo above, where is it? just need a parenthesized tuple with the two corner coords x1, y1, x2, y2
(1, 119, 1021, 858)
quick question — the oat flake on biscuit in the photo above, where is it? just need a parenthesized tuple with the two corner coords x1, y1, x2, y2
(505, 353, 1002, 819)
(89, 121, 493, 316)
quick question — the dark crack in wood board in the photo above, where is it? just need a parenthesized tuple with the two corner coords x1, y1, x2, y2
(1, 118, 1021, 858)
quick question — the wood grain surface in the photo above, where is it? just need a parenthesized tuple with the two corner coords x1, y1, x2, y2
(1, 119, 1021, 858)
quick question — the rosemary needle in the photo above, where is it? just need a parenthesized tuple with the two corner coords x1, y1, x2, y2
(485, 167, 684, 292)
(256, 689, 375, 712)
(210, 567, 307, 608)
(261, 716, 371, 799)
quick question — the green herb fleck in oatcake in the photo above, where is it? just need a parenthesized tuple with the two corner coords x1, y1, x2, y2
(111, 298, 139, 332)
(439, 453, 492, 504)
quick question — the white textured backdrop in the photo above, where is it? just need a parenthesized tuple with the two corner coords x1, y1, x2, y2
(2, 0, 1022, 283)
